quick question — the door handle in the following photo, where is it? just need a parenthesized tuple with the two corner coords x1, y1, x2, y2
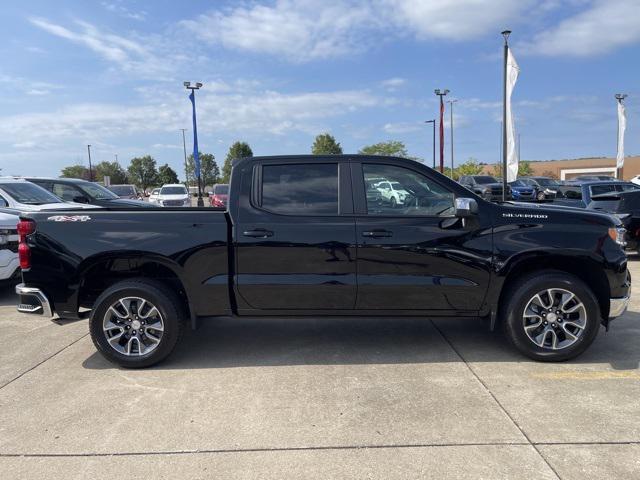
(362, 229, 393, 238)
(243, 229, 274, 238)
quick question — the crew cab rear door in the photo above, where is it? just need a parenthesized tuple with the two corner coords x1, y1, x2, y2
(352, 160, 491, 313)
(234, 159, 357, 311)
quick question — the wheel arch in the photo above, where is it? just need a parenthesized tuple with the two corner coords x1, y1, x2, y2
(492, 252, 611, 329)
(77, 253, 195, 326)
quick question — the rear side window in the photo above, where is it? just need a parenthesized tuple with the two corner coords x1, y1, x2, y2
(261, 163, 338, 215)
(590, 185, 616, 196)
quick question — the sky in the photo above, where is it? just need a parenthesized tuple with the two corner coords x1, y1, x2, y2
(0, 0, 639, 178)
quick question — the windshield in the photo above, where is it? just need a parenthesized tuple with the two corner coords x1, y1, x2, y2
(160, 186, 187, 195)
(214, 185, 229, 194)
(510, 180, 526, 187)
(475, 176, 498, 184)
(79, 183, 119, 200)
(0, 182, 61, 205)
(536, 178, 559, 187)
(391, 182, 404, 190)
(108, 185, 135, 195)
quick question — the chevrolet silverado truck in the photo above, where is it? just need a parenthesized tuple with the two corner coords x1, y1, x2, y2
(15, 155, 631, 367)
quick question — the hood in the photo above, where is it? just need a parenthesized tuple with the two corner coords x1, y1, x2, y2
(502, 201, 619, 225)
(158, 194, 188, 200)
(103, 198, 154, 208)
(18, 202, 98, 211)
(478, 183, 507, 189)
(511, 185, 534, 191)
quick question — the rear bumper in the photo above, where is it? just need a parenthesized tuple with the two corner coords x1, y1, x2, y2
(16, 283, 53, 317)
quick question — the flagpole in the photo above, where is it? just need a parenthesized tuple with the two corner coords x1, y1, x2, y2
(184, 81, 204, 207)
(501, 30, 511, 201)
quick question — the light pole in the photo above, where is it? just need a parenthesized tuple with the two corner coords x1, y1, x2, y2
(180, 128, 189, 188)
(87, 144, 93, 182)
(425, 120, 435, 169)
(114, 153, 118, 164)
(447, 99, 457, 178)
(184, 81, 204, 207)
(615, 93, 627, 179)
(501, 30, 511, 201)
(434, 89, 449, 174)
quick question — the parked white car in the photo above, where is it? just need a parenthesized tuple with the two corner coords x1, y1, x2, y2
(630, 175, 640, 187)
(0, 178, 98, 212)
(155, 184, 191, 207)
(375, 180, 410, 207)
(148, 188, 161, 205)
(0, 211, 19, 281)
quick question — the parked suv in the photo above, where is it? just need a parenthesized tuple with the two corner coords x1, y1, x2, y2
(458, 175, 512, 201)
(156, 184, 190, 207)
(374, 180, 411, 208)
(519, 177, 560, 201)
(209, 184, 229, 208)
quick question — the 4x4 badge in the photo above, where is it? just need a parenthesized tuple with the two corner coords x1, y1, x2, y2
(47, 215, 92, 222)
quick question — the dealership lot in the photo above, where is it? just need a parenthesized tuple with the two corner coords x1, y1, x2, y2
(0, 259, 637, 479)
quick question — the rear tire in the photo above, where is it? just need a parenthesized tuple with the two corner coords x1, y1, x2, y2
(502, 270, 601, 362)
(89, 279, 185, 368)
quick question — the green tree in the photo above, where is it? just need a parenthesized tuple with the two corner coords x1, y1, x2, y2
(311, 133, 342, 155)
(454, 158, 484, 180)
(491, 160, 532, 179)
(222, 141, 253, 183)
(518, 160, 533, 177)
(359, 140, 409, 158)
(61, 165, 90, 180)
(186, 152, 219, 189)
(157, 164, 179, 185)
(95, 161, 128, 184)
(127, 155, 158, 193)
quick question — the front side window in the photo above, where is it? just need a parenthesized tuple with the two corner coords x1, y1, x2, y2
(363, 164, 455, 216)
(261, 163, 338, 215)
(590, 185, 616, 196)
(78, 183, 118, 200)
(53, 183, 82, 201)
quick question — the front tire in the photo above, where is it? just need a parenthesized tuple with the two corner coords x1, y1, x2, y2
(502, 271, 600, 361)
(390, 197, 397, 208)
(536, 191, 546, 201)
(89, 279, 185, 368)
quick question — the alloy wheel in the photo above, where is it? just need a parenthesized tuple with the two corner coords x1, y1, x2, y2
(522, 288, 587, 350)
(102, 297, 165, 356)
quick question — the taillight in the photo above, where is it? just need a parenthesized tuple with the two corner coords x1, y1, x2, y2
(17, 219, 35, 270)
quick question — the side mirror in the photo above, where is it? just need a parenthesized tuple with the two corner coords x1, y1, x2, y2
(455, 197, 478, 217)
(73, 196, 89, 204)
(0, 198, 7, 208)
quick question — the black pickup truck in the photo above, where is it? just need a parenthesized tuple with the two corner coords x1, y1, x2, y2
(15, 155, 631, 367)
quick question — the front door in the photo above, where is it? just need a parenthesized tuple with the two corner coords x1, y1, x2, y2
(354, 161, 492, 313)
(235, 160, 357, 311)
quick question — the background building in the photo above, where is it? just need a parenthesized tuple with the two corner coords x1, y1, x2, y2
(481, 156, 640, 180)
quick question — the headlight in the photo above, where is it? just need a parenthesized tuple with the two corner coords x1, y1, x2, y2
(608, 227, 627, 247)
(545, 188, 557, 194)
(483, 188, 492, 193)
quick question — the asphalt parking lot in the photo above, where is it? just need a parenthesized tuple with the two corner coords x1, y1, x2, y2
(0, 259, 638, 479)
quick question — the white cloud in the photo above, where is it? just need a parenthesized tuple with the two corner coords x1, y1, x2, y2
(0, 86, 381, 146)
(101, 1, 147, 21)
(382, 121, 422, 134)
(380, 77, 407, 91)
(382, 0, 532, 41)
(181, 0, 381, 62)
(520, 0, 640, 56)
(28, 17, 176, 78)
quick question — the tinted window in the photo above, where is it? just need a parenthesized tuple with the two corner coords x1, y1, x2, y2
(78, 182, 118, 200)
(109, 185, 135, 196)
(52, 183, 81, 201)
(261, 164, 338, 215)
(160, 186, 187, 195)
(214, 184, 229, 194)
(363, 164, 454, 216)
(590, 185, 617, 196)
(474, 176, 498, 184)
(0, 182, 61, 204)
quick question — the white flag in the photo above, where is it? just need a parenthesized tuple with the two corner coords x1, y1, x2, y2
(505, 47, 520, 182)
(617, 100, 626, 169)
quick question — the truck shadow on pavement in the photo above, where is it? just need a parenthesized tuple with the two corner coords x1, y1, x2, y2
(82, 311, 640, 372)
